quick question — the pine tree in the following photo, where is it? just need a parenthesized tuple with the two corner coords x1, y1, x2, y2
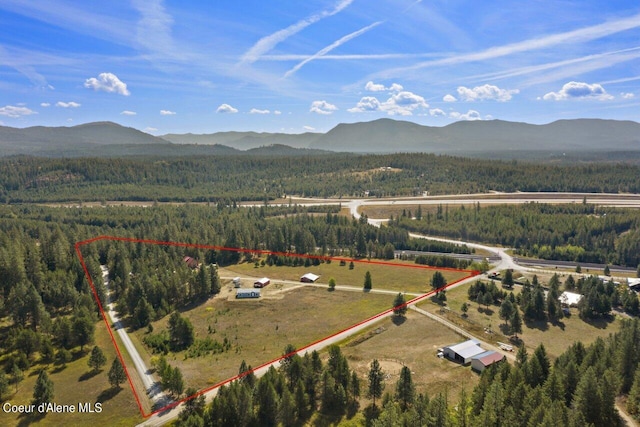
(32, 370, 54, 406)
(88, 346, 107, 372)
(511, 308, 522, 339)
(431, 271, 447, 293)
(499, 299, 514, 330)
(367, 359, 385, 408)
(627, 365, 640, 415)
(502, 269, 514, 288)
(108, 357, 127, 389)
(393, 292, 407, 317)
(0, 372, 9, 402)
(328, 277, 336, 291)
(396, 365, 415, 411)
(363, 271, 372, 290)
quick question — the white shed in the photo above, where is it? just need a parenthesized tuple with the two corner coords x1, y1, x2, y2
(443, 339, 485, 364)
(300, 273, 320, 283)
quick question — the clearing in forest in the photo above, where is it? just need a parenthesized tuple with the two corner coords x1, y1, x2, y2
(75, 236, 477, 418)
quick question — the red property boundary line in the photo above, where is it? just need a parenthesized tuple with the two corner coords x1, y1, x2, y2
(75, 235, 480, 418)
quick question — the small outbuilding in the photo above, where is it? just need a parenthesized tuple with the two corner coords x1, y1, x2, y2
(254, 277, 270, 288)
(300, 273, 320, 283)
(471, 350, 506, 373)
(236, 289, 260, 299)
(559, 291, 583, 307)
(183, 256, 199, 269)
(233, 277, 242, 288)
(443, 339, 485, 364)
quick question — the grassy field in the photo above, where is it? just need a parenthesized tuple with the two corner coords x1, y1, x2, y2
(2, 320, 142, 427)
(132, 287, 396, 394)
(222, 259, 471, 294)
(419, 277, 622, 359)
(341, 311, 479, 402)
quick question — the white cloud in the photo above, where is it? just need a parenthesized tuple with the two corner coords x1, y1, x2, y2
(542, 81, 613, 101)
(621, 92, 635, 99)
(121, 110, 137, 115)
(274, 110, 282, 115)
(450, 110, 482, 121)
(250, 108, 270, 114)
(443, 94, 457, 102)
(429, 108, 446, 117)
(303, 125, 316, 131)
(456, 84, 519, 102)
(365, 81, 404, 92)
(348, 91, 428, 116)
(216, 104, 238, 113)
(310, 100, 338, 115)
(144, 127, 158, 133)
(40, 102, 50, 107)
(84, 72, 130, 96)
(0, 105, 37, 118)
(160, 110, 176, 115)
(56, 101, 81, 108)
(241, 0, 354, 63)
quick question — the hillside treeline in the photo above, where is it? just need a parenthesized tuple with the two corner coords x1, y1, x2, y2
(394, 203, 640, 267)
(2, 154, 640, 202)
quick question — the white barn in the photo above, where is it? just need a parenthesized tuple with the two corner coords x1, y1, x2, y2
(300, 273, 320, 283)
(443, 339, 485, 364)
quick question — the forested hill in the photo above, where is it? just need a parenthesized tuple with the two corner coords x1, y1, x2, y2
(1, 118, 639, 157)
(309, 118, 640, 153)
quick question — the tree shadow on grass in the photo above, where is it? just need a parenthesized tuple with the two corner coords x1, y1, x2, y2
(391, 316, 406, 326)
(79, 369, 101, 382)
(582, 315, 615, 330)
(97, 386, 122, 403)
(17, 411, 46, 427)
(524, 319, 549, 332)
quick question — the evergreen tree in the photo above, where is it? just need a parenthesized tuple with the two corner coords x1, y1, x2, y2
(11, 365, 23, 392)
(168, 366, 185, 397)
(328, 277, 336, 291)
(88, 346, 107, 372)
(501, 269, 514, 288)
(431, 271, 447, 293)
(363, 271, 372, 291)
(73, 310, 95, 352)
(573, 366, 602, 426)
(393, 292, 407, 317)
(395, 365, 415, 411)
(0, 371, 8, 402)
(108, 357, 127, 389)
(511, 308, 522, 339)
(32, 370, 54, 406)
(499, 299, 514, 329)
(367, 359, 385, 408)
(627, 365, 640, 415)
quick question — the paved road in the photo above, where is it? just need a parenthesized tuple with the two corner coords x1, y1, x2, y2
(101, 266, 172, 410)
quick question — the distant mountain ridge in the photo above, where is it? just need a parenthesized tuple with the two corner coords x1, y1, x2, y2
(309, 118, 640, 153)
(0, 118, 639, 157)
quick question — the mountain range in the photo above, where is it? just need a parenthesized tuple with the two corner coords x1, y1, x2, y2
(0, 118, 639, 158)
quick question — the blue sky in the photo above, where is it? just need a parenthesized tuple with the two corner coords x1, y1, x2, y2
(1, 0, 639, 134)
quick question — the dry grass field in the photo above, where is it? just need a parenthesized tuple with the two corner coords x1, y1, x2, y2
(341, 311, 480, 403)
(222, 259, 471, 294)
(131, 287, 395, 393)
